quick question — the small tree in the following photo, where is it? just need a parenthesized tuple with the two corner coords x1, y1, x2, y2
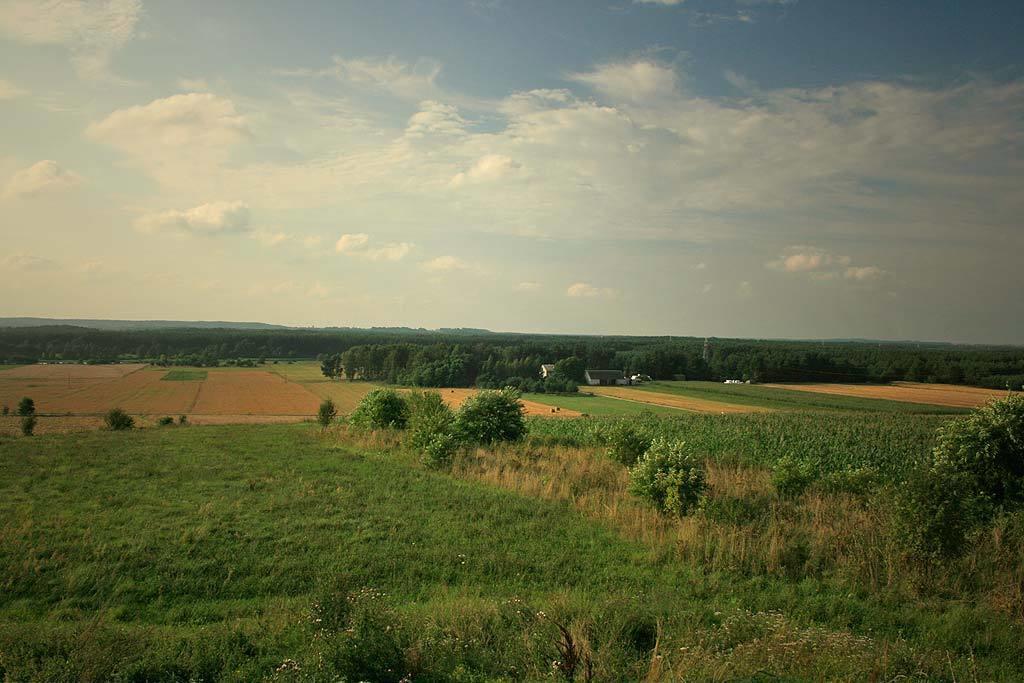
(553, 356, 587, 384)
(628, 438, 708, 516)
(317, 398, 338, 429)
(407, 391, 460, 468)
(457, 388, 526, 444)
(350, 389, 409, 430)
(17, 397, 35, 417)
(21, 415, 37, 436)
(178, 415, 188, 425)
(104, 408, 134, 431)
(1, 405, 9, 416)
(157, 416, 175, 426)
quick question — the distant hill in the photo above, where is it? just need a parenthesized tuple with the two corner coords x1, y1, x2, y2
(0, 318, 289, 331)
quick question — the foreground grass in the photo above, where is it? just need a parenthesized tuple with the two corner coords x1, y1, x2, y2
(1, 424, 1022, 680)
(640, 381, 966, 414)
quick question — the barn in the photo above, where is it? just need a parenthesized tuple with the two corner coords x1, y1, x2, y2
(585, 369, 627, 386)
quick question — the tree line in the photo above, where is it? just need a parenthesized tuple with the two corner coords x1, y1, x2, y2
(2, 325, 1022, 389)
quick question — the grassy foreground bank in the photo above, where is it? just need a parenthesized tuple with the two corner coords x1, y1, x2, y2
(1, 424, 1022, 680)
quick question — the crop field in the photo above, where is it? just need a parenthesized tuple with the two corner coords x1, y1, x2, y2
(524, 392, 687, 417)
(636, 380, 966, 414)
(585, 385, 770, 414)
(162, 369, 208, 381)
(422, 387, 583, 417)
(764, 381, 1007, 408)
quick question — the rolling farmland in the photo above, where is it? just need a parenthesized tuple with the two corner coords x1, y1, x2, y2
(763, 381, 1006, 408)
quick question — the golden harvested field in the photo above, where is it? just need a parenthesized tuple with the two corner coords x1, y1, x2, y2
(0, 363, 148, 414)
(763, 381, 1006, 408)
(423, 387, 582, 417)
(191, 369, 321, 415)
(585, 385, 770, 414)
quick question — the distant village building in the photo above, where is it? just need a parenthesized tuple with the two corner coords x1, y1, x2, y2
(585, 369, 629, 386)
(540, 364, 555, 378)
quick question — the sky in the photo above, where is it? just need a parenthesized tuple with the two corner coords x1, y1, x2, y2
(1, 0, 1022, 343)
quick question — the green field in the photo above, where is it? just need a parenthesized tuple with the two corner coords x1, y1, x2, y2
(524, 392, 687, 417)
(636, 380, 966, 414)
(161, 369, 208, 381)
(2, 422, 1023, 680)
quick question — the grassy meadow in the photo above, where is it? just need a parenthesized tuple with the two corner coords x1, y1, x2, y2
(1, 413, 1023, 680)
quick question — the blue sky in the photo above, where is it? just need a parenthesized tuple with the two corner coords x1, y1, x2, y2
(1, 0, 1022, 342)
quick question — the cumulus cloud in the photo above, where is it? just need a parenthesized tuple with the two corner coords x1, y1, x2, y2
(766, 245, 850, 273)
(136, 201, 251, 235)
(0, 77, 26, 99)
(3, 160, 81, 199)
(569, 59, 679, 103)
(449, 154, 520, 187)
(0, 0, 141, 80)
(844, 265, 884, 282)
(421, 255, 471, 272)
(567, 282, 616, 298)
(517, 281, 541, 292)
(86, 93, 250, 183)
(404, 100, 467, 138)
(335, 233, 412, 261)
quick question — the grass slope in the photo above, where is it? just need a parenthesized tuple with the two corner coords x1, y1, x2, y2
(639, 380, 966, 414)
(1, 425, 1021, 680)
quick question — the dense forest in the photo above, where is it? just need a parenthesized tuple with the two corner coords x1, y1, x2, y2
(2, 325, 1022, 389)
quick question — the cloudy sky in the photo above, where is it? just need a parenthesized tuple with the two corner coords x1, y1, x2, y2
(1, 0, 1022, 343)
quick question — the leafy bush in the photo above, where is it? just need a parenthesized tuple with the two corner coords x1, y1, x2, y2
(178, 415, 188, 425)
(406, 391, 460, 468)
(772, 455, 815, 499)
(896, 395, 1024, 559)
(317, 398, 338, 428)
(20, 415, 36, 436)
(628, 438, 708, 516)
(157, 416, 175, 426)
(104, 408, 134, 431)
(457, 388, 526, 444)
(350, 389, 409, 430)
(17, 397, 35, 416)
(606, 422, 651, 467)
(819, 466, 881, 495)
(1, 404, 8, 416)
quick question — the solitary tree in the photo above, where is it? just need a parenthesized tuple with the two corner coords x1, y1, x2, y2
(317, 398, 338, 429)
(553, 357, 587, 384)
(17, 397, 35, 416)
(21, 415, 37, 436)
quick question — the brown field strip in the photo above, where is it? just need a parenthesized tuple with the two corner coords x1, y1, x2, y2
(419, 387, 582, 418)
(585, 386, 770, 414)
(190, 369, 322, 415)
(292, 380, 379, 414)
(762, 381, 1006, 408)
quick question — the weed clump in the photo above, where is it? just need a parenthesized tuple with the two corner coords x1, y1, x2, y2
(628, 438, 708, 516)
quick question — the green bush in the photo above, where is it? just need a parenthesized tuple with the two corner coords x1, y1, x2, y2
(606, 422, 651, 467)
(772, 455, 815, 499)
(896, 395, 1024, 559)
(317, 398, 338, 429)
(157, 416, 175, 426)
(628, 438, 708, 516)
(103, 408, 134, 431)
(17, 396, 35, 416)
(407, 391, 460, 468)
(457, 388, 526, 444)
(350, 389, 409, 430)
(178, 415, 188, 425)
(20, 415, 37, 436)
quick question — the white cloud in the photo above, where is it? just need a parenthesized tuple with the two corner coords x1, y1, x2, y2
(569, 60, 679, 103)
(844, 265, 884, 282)
(634, 0, 684, 4)
(86, 93, 250, 184)
(767, 245, 850, 273)
(567, 282, 616, 298)
(0, 252, 56, 271)
(0, 77, 26, 99)
(0, 0, 141, 80)
(516, 281, 541, 292)
(421, 255, 470, 272)
(3, 160, 81, 199)
(404, 100, 467, 138)
(136, 201, 251, 235)
(450, 154, 520, 187)
(335, 233, 412, 261)
(282, 55, 442, 101)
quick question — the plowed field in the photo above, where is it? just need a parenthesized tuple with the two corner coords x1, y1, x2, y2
(762, 382, 1005, 408)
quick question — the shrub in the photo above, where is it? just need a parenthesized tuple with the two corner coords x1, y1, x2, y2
(1, 405, 8, 416)
(104, 408, 135, 431)
(406, 391, 460, 468)
(317, 398, 338, 429)
(157, 416, 175, 426)
(350, 389, 409, 430)
(20, 415, 37, 436)
(628, 438, 708, 516)
(895, 462, 991, 560)
(17, 397, 35, 416)
(772, 456, 814, 499)
(457, 388, 526, 444)
(178, 415, 188, 425)
(606, 422, 651, 467)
